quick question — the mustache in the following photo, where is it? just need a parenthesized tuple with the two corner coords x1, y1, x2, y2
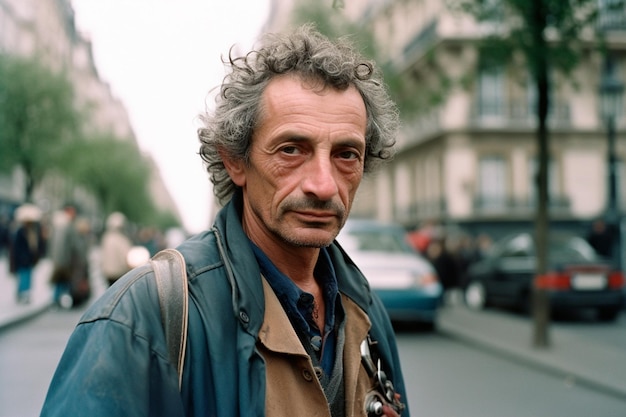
(281, 198, 346, 217)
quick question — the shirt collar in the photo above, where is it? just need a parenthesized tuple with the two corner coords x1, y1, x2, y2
(250, 242, 339, 335)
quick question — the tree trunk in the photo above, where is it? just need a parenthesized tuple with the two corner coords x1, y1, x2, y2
(531, 0, 551, 348)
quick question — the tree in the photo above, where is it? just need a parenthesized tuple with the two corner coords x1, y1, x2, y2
(449, 0, 600, 347)
(58, 134, 159, 226)
(0, 53, 82, 201)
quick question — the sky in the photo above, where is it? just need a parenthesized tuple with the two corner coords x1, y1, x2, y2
(71, 0, 271, 234)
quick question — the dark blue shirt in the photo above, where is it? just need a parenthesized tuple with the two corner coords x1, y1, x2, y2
(250, 243, 342, 377)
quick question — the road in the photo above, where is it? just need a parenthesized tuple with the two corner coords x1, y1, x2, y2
(1, 304, 626, 417)
(0, 306, 85, 417)
(396, 329, 626, 417)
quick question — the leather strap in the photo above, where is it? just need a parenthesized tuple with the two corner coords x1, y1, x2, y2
(151, 248, 189, 391)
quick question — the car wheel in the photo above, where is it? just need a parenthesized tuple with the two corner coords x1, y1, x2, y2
(465, 281, 487, 310)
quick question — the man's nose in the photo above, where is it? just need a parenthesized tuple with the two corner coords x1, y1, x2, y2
(301, 157, 339, 200)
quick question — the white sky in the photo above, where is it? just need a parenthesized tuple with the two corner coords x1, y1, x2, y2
(71, 0, 271, 234)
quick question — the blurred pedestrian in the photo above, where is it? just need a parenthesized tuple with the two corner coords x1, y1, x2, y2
(586, 218, 615, 259)
(9, 204, 44, 303)
(407, 220, 438, 254)
(0, 213, 10, 258)
(425, 238, 460, 305)
(136, 226, 162, 257)
(48, 203, 86, 308)
(100, 212, 132, 287)
(70, 216, 92, 307)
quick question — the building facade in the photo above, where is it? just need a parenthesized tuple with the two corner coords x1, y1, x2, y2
(0, 0, 180, 224)
(348, 0, 625, 241)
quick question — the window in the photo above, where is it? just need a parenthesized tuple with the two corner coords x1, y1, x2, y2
(478, 156, 507, 209)
(478, 65, 505, 120)
(598, 0, 626, 30)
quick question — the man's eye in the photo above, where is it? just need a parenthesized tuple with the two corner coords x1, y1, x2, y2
(280, 146, 300, 155)
(337, 150, 360, 160)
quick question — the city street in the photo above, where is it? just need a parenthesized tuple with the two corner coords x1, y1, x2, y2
(0, 306, 85, 417)
(397, 315, 626, 416)
(1, 293, 626, 416)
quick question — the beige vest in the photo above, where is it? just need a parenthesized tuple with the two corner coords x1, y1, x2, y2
(257, 278, 373, 417)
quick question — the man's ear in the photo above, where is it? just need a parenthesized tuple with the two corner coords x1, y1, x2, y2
(219, 148, 246, 187)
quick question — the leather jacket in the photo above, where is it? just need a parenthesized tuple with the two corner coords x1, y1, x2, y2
(41, 193, 409, 417)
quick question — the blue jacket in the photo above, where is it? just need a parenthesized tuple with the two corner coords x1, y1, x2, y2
(41, 195, 408, 417)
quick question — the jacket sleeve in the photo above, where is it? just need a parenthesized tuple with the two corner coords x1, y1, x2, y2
(40, 270, 185, 417)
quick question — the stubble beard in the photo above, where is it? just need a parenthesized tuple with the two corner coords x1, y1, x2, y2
(273, 197, 348, 248)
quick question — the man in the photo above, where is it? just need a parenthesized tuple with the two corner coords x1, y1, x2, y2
(47, 203, 87, 308)
(41, 25, 408, 417)
(100, 211, 133, 287)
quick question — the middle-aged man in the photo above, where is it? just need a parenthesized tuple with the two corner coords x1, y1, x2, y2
(41, 24, 409, 417)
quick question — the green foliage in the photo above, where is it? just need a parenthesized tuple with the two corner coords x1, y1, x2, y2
(58, 134, 157, 225)
(151, 210, 181, 231)
(292, 0, 379, 58)
(449, 0, 598, 76)
(0, 53, 177, 231)
(0, 53, 83, 199)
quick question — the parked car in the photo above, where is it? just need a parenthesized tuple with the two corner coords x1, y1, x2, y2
(463, 231, 625, 321)
(336, 219, 443, 328)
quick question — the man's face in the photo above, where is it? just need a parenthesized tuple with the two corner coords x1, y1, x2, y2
(224, 75, 367, 249)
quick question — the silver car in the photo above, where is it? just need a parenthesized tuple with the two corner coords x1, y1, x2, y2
(336, 219, 443, 329)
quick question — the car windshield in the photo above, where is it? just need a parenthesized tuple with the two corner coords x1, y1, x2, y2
(498, 233, 598, 261)
(343, 228, 414, 254)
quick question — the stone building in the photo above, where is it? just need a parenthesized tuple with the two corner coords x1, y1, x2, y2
(0, 0, 180, 225)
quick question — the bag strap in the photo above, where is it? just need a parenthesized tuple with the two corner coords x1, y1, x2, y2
(151, 248, 189, 391)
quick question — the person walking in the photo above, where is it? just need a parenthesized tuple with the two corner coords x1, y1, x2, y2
(47, 203, 85, 308)
(9, 204, 44, 304)
(100, 212, 133, 287)
(41, 25, 407, 417)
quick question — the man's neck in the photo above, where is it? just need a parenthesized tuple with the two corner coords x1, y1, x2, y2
(258, 240, 320, 285)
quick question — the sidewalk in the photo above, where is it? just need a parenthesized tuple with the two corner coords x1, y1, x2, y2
(437, 303, 626, 401)
(0, 256, 54, 331)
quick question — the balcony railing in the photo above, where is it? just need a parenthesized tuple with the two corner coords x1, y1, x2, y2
(472, 195, 572, 217)
(393, 195, 571, 225)
(598, 2, 626, 31)
(470, 99, 571, 129)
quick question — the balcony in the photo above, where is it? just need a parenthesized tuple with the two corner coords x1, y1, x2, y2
(472, 195, 572, 218)
(598, 2, 626, 32)
(470, 99, 571, 130)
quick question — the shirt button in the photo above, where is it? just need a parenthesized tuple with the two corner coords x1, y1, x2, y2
(302, 368, 313, 382)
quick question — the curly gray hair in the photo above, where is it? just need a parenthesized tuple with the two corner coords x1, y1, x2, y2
(198, 24, 398, 204)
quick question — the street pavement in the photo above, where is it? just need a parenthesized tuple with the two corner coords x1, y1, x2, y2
(437, 300, 626, 401)
(0, 255, 54, 331)
(1, 254, 625, 402)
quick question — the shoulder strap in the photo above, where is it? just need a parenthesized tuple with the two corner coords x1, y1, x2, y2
(150, 248, 189, 391)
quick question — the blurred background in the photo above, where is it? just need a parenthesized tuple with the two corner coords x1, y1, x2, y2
(1, 0, 626, 416)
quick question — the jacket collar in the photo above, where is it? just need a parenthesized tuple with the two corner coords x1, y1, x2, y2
(212, 191, 373, 335)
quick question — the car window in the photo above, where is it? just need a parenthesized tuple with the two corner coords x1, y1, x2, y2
(549, 236, 597, 261)
(347, 229, 414, 253)
(494, 233, 599, 261)
(500, 234, 533, 257)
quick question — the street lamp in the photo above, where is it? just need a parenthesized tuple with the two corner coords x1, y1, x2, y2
(599, 70, 624, 266)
